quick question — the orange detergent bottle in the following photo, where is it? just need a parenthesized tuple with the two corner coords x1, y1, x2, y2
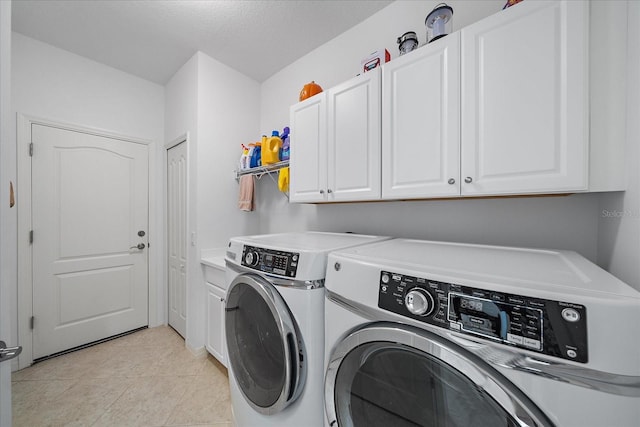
(262, 131, 282, 165)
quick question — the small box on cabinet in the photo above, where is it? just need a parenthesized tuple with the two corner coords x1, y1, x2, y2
(361, 49, 390, 73)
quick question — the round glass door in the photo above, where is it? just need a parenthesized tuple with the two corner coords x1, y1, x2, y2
(225, 274, 305, 414)
(326, 323, 552, 427)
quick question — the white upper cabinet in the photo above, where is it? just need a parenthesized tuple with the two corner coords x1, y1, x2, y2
(328, 69, 381, 201)
(289, 93, 327, 203)
(461, 0, 588, 196)
(382, 32, 460, 199)
(289, 0, 624, 203)
(290, 68, 381, 203)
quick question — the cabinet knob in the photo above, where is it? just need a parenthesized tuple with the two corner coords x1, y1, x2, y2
(319, 189, 325, 194)
(448, 178, 455, 185)
(327, 189, 333, 194)
(464, 177, 473, 184)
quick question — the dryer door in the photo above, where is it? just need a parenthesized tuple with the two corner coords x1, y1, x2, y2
(225, 273, 306, 415)
(325, 322, 553, 427)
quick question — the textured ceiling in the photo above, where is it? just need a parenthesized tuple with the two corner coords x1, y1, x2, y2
(11, 0, 394, 84)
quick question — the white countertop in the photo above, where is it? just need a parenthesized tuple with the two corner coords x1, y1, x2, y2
(201, 248, 226, 270)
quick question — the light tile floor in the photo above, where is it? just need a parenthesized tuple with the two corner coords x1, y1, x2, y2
(12, 326, 232, 427)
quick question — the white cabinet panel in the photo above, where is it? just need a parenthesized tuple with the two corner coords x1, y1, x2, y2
(206, 282, 226, 367)
(461, 1, 588, 195)
(290, 69, 381, 203)
(290, 93, 327, 203)
(328, 69, 381, 201)
(382, 33, 460, 199)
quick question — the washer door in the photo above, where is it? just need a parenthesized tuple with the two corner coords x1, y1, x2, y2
(225, 273, 306, 415)
(325, 323, 554, 427)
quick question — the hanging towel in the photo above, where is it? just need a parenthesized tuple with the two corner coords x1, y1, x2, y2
(238, 175, 255, 211)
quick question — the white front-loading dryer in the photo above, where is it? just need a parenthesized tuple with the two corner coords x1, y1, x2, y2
(224, 232, 389, 427)
(323, 239, 640, 427)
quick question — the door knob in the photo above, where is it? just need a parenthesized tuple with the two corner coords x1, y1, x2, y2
(0, 341, 22, 363)
(130, 243, 146, 250)
(464, 177, 473, 183)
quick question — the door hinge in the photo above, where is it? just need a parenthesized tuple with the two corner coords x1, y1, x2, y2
(30, 316, 34, 330)
(29, 143, 33, 157)
(29, 230, 33, 244)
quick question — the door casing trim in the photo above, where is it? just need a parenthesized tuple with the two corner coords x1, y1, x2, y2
(17, 113, 156, 369)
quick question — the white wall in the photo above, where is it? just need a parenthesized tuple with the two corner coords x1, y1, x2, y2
(254, 0, 604, 265)
(165, 51, 261, 351)
(164, 53, 199, 345)
(196, 52, 261, 249)
(11, 33, 166, 346)
(0, 1, 14, 423)
(597, 2, 640, 289)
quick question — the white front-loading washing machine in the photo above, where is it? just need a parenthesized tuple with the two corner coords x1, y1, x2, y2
(324, 239, 640, 427)
(224, 232, 389, 427)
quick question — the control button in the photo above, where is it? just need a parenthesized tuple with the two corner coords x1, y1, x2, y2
(523, 338, 541, 350)
(450, 322, 461, 330)
(472, 290, 488, 298)
(567, 349, 577, 359)
(527, 300, 545, 309)
(244, 251, 260, 267)
(292, 254, 298, 262)
(381, 274, 390, 284)
(562, 308, 580, 322)
(507, 333, 524, 344)
(381, 285, 388, 292)
(491, 293, 506, 302)
(508, 296, 525, 305)
(405, 288, 435, 316)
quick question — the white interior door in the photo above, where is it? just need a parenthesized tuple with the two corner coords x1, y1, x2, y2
(167, 141, 187, 338)
(31, 124, 149, 359)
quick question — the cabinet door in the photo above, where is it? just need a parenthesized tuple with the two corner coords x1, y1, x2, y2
(382, 33, 461, 199)
(206, 283, 226, 367)
(289, 93, 327, 202)
(461, 1, 588, 196)
(327, 68, 381, 201)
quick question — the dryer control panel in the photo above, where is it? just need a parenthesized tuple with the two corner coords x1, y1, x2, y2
(241, 245, 299, 278)
(378, 271, 588, 363)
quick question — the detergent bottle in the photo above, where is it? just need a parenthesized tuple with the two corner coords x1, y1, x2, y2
(280, 127, 290, 161)
(249, 140, 262, 168)
(262, 131, 282, 165)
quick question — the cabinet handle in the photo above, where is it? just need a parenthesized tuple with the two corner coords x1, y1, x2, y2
(327, 189, 332, 194)
(464, 177, 473, 184)
(448, 178, 455, 185)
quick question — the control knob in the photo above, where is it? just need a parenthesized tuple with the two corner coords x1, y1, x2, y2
(405, 288, 435, 316)
(244, 251, 260, 267)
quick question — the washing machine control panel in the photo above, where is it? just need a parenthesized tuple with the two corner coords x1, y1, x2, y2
(378, 271, 588, 363)
(241, 245, 299, 278)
